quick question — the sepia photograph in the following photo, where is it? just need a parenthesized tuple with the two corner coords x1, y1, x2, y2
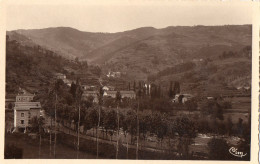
(1, 0, 259, 162)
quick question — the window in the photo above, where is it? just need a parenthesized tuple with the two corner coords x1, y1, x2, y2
(20, 120, 24, 124)
(21, 113, 24, 117)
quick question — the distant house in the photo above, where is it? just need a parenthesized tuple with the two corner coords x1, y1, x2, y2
(14, 93, 41, 132)
(236, 86, 242, 90)
(244, 86, 250, 90)
(54, 73, 66, 80)
(108, 86, 115, 91)
(103, 91, 117, 98)
(81, 85, 97, 91)
(172, 94, 193, 104)
(103, 90, 136, 99)
(81, 85, 89, 90)
(63, 79, 72, 87)
(207, 97, 214, 100)
(102, 85, 115, 91)
(82, 90, 99, 103)
(120, 91, 136, 99)
(237, 86, 250, 91)
(102, 86, 110, 91)
(107, 71, 121, 78)
(16, 92, 34, 102)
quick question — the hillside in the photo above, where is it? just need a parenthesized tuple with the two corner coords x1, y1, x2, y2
(5, 38, 100, 99)
(6, 25, 252, 96)
(7, 25, 251, 62)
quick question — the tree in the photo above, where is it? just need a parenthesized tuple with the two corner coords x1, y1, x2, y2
(5, 144, 23, 159)
(237, 118, 244, 137)
(70, 82, 77, 97)
(128, 82, 131, 91)
(157, 85, 161, 98)
(208, 138, 231, 160)
(151, 84, 157, 99)
(75, 57, 79, 63)
(150, 113, 168, 147)
(133, 81, 136, 91)
(173, 81, 180, 96)
(226, 116, 233, 136)
(174, 116, 196, 158)
(97, 87, 104, 158)
(136, 84, 142, 159)
(168, 81, 173, 98)
(80, 61, 88, 72)
(75, 79, 83, 159)
(121, 114, 130, 158)
(201, 100, 224, 120)
(139, 113, 151, 141)
(178, 94, 184, 103)
(8, 103, 13, 110)
(185, 99, 198, 114)
(104, 109, 117, 141)
(115, 91, 121, 159)
(237, 121, 250, 161)
(30, 116, 45, 158)
(52, 79, 64, 158)
(125, 110, 137, 144)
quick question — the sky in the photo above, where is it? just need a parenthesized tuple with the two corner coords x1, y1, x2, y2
(6, 1, 252, 33)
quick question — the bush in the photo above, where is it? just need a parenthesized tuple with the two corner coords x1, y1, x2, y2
(207, 138, 231, 160)
(5, 144, 23, 159)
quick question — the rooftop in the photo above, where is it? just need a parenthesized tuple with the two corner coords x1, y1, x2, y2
(120, 91, 135, 94)
(5, 98, 15, 102)
(105, 91, 117, 94)
(83, 91, 98, 94)
(15, 102, 41, 109)
(17, 93, 34, 96)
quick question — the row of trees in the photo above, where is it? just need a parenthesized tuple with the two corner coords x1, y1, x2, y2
(126, 80, 181, 100)
(41, 77, 247, 159)
(54, 104, 250, 159)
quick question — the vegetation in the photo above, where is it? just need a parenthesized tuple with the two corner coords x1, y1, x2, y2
(5, 28, 252, 160)
(5, 144, 23, 159)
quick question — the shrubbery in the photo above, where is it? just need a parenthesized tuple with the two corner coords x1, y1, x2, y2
(5, 144, 23, 159)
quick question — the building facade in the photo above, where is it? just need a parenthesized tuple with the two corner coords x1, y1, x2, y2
(16, 93, 34, 102)
(82, 90, 99, 103)
(13, 93, 41, 132)
(54, 73, 66, 80)
(103, 90, 136, 99)
(120, 91, 136, 99)
(103, 91, 117, 98)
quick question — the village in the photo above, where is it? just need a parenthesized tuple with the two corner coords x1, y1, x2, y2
(4, 4, 252, 159)
(5, 67, 251, 160)
(6, 71, 197, 133)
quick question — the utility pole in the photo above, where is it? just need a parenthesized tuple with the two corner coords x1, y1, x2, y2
(97, 87, 103, 159)
(54, 93, 57, 158)
(136, 98, 139, 160)
(116, 105, 119, 159)
(49, 116, 52, 158)
(77, 105, 80, 159)
(126, 138, 129, 159)
(115, 90, 121, 159)
(97, 106, 100, 159)
(39, 121, 41, 159)
(75, 79, 83, 159)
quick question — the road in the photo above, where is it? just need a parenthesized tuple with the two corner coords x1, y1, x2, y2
(56, 122, 176, 154)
